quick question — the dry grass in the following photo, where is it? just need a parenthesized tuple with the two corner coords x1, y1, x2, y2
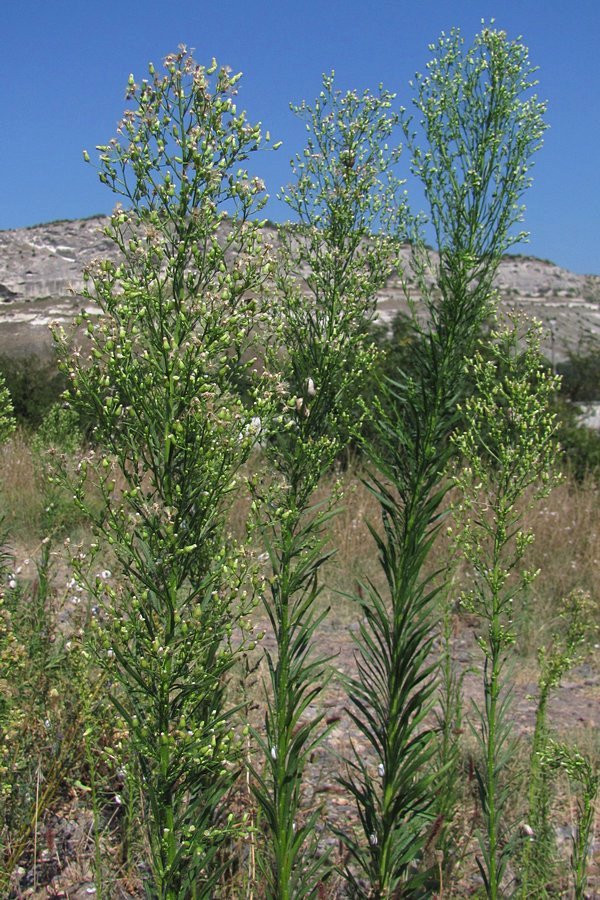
(308, 467, 600, 656)
(0, 428, 44, 548)
(529, 477, 600, 624)
(227, 454, 600, 664)
(1, 435, 597, 649)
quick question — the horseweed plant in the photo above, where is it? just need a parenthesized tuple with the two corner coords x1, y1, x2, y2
(343, 25, 547, 896)
(249, 73, 408, 898)
(451, 323, 560, 899)
(55, 49, 280, 898)
(539, 739, 599, 900)
(405, 22, 547, 308)
(519, 588, 595, 897)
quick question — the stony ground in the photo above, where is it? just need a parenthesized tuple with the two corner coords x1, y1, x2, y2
(10, 610, 598, 899)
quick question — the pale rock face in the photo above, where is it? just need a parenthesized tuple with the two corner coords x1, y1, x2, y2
(0, 216, 116, 357)
(0, 216, 598, 360)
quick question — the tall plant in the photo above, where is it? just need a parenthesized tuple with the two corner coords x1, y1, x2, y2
(343, 25, 547, 896)
(452, 323, 560, 898)
(56, 49, 277, 898)
(249, 73, 407, 898)
(519, 588, 594, 897)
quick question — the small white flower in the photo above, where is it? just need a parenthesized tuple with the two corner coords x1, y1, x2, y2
(378, 763, 385, 777)
(270, 746, 277, 761)
(8, 578, 16, 590)
(239, 416, 263, 445)
(247, 416, 262, 435)
(99, 569, 112, 581)
(369, 833, 378, 846)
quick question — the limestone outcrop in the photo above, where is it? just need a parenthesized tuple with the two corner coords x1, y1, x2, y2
(0, 215, 598, 360)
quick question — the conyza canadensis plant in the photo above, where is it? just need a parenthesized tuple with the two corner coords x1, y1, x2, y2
(248, 73, 409, 898)
(451, 321, 561, 899)
(341, 25, 548, 897)
(55, 48, 281, 899)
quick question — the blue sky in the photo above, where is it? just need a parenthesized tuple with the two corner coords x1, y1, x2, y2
(2, 0, 598, 274)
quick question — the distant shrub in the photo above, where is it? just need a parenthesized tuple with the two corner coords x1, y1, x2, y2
(553, 399, 600, 480)
(556, 339, 600, 402)
(549, 339, 600, 479)
(0, 374, 15, 446)
(0, 355, 68, 428)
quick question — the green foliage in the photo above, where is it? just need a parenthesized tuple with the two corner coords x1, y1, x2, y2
(32, 401, 82, 459)
(0, 549, 98, 894)
(0, 418, 118, 896)
(0, 372, 15, 576)
(552, 398, 600, 481)
(56, 47, 278, 898)
(557, 338, 600, 403)
(429, 589, 470, 885)
(356, 313, 423, 456)
(547, 337, 600, 480)
(250, 72, 407, 898)
(343, 23, 547, 897)
(0, 374, 15, 446)
(520, 589, 595, 898)
(540, 740, 599, 900)
(452, 323, 560, 898)
(405, 24, 547, 267)
(340, 463, 441, 896)
(30, 403, 85, 537)
(0, 355, 68, 428)
(4, 26, 592, 900)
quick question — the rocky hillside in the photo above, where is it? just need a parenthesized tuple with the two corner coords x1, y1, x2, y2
(0, 215, 598, 361)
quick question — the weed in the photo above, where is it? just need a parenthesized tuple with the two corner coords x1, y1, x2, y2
(452, 323, 560, 897)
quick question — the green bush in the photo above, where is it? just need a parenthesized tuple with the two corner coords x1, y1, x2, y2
(557, 340, 600, 402)
(0, 355, 68, 428)
(554, 339, 600, 479)
(364, 320, 600, 481)
(554, 399, 600, 480)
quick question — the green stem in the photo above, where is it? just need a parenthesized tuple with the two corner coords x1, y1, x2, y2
(273, 544, 293, 899)
(157, 589, 177, 898)
(483, 530, 507, 900)
(486, 645, 500, 900)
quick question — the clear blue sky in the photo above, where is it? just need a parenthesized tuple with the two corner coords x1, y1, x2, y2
(2, 0, 598, 274)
